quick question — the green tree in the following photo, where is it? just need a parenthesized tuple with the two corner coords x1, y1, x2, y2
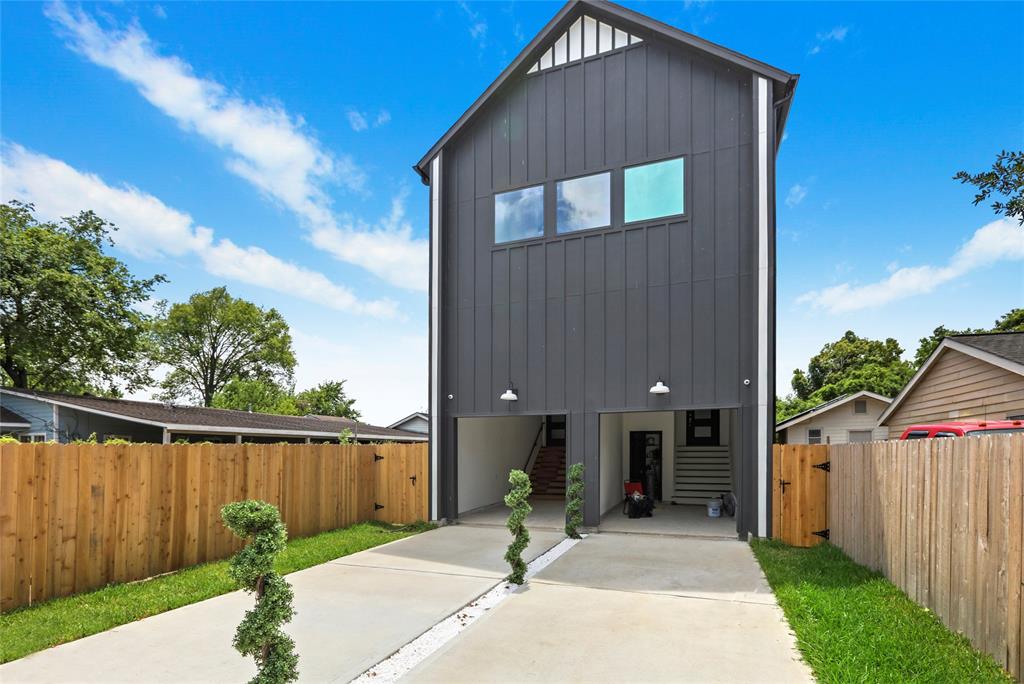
(294, 380, 359, 419)
(212, 378, 299, 415)
(954, 150, 1024, 225)
(0, 201, 163, 393)
(151, 288, 296, 406)
(221, 500, 298, 684)
(913, 308, 1024, 367)
(782, 331, 914, 423)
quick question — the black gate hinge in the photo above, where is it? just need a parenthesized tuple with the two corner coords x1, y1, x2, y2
(374, 454, 384, 462)
(374, 503, 385, 510)
(812, 461, 830, 472)
(812, 528, 830, 540)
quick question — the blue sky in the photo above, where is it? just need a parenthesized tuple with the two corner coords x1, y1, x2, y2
(2, 1, 1022, 423)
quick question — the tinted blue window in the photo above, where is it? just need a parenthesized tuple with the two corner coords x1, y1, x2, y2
(495, 185, 544, 243)
(624, 157, 684, 223)
(557, 172, 611, 233)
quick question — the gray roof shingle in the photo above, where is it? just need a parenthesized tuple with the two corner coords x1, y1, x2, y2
(951, 331, 1024, 367)
(0, 389, 425, 440)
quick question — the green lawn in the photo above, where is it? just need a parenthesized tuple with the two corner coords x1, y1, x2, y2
(1, 520, 434, 663)
(750, 539, 1010, 683)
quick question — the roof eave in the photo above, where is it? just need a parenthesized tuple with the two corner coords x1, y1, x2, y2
(414, 0, 795, 178)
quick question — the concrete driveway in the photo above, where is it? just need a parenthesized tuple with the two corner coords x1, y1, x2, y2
(0, 525, 564, 684)
(405, 533, 813, 683)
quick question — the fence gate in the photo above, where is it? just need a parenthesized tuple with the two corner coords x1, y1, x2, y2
(372, 443, 430, 524)
(772, 444, 829, 547)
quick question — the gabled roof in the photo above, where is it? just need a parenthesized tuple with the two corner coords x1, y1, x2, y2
(776, 390, 891, 432)
(0, 405, 31, 428)
(0, 388, 426, 441)
(387, 412, 429, 429)
(879, 332, 1024, 426)
(415, 0, 798, 181)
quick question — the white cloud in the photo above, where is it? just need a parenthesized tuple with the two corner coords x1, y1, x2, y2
(785, 183, 807, 208)
(457, 1, 488, 47)
(374, 110, 391, 127)
(1, 143, 397, 318)
(291, 329, 426, 426)
(310, 192, 427, 292)
(797, 218, 1024, 313)
(809, 25, 849, 55)
(46, 2, 427, 292)
(347, 110, 368, 132)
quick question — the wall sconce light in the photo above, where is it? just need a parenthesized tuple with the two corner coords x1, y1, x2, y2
(649, 378, 670, 395)
(500, 384, 519, 401)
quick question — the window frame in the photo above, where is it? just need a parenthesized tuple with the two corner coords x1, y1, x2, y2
(853, 399, 867, 414)
(807, 428, 822, 445)
(493, 182, 546, 246)
(848, 429, 873, 443)
(555, 170, 612, 236)
(622, 154, 688, 226)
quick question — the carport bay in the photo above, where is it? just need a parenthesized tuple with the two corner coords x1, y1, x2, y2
(453, 411, 742, 539)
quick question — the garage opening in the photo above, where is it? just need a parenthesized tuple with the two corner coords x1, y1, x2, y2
(455, 414, 567, 529)
(599, 409, 738, 538)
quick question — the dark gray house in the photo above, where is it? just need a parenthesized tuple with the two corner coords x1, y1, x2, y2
(415, 0, 796, 538)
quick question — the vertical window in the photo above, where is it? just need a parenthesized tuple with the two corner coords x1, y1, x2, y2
(624, 157, 685, 223)
(807, 428, 822, 445)
(495, 185, 544, 243)
(556, 172, 610, 233)
(854, 399, 867, 414)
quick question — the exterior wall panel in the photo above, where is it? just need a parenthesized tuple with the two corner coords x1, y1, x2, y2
(433, 36, 773, 534)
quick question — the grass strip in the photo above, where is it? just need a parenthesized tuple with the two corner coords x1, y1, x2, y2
(750, 539, 1010, 683)
(1, 520, 434, 663)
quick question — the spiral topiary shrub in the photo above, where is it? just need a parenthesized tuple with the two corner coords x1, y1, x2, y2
(564, 462, 584, 539)
(504, 469, 533, 584)
(221, 500, 299, 684)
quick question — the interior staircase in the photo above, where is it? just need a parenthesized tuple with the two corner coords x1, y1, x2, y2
(528, 446, 566, 496)
(672, 446, 733, 504)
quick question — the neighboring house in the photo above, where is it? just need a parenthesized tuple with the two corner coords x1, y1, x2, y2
(415, 0, 797, 537)
(775, 391, 891, 445)
(880, 332, 1024, 439)
(0, 388, 427, 444)
(388, 412, 429, 434)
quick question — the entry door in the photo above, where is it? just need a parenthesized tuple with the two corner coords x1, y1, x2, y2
(546, 415, 566, 447)
(628, 431, 662, 498)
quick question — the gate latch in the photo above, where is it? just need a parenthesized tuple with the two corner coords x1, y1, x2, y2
(779, 478, 791, 494)
(409, 475, 417, 485)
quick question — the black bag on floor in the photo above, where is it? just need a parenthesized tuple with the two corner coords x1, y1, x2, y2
(627, 495, 654, 518)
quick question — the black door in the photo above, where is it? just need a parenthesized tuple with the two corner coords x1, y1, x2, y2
(546, 415, 566, 447)
(686, 409, 720, 446)
(628, 431, 662, 499)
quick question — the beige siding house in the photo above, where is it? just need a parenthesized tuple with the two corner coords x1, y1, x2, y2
(776, 390, 891, 445)
(880, 332, 1024, 438)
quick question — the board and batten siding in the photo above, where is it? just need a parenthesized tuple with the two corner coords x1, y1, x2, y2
(430, 32, 775, 535)
(885, 349, 1024, 438)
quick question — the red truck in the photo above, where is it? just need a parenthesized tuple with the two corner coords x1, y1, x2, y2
(898, 420, 1024, 440)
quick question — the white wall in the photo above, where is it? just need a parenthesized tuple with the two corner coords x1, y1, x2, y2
(599, 413, 624, 514)
(783, 396, 889, 445)
(457, 415, 543, 514)
(620, 411, 675, 501)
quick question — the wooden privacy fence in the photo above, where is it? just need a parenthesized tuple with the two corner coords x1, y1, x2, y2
(0, 441, 429, 612)
(828, 434, 1024, 680)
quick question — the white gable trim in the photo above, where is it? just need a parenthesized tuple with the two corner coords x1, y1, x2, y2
(526, 15, 642, 75)
(776, 390, 892, 432)
(878, 338, 1024, 426)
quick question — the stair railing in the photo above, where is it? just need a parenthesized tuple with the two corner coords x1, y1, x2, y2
(523, 421, 545, 473)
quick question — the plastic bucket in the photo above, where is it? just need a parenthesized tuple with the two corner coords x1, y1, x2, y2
(706, 499, 722, 518)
